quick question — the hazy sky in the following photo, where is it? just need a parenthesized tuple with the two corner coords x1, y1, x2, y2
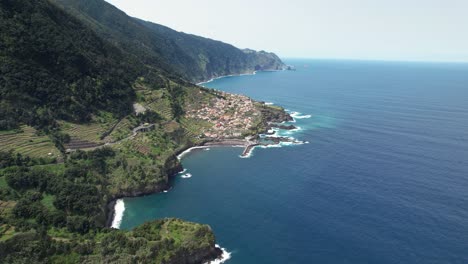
(106, 0, 468, 62)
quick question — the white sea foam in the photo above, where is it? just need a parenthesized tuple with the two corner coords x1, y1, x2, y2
(290, 126, 302, 132)
(163, 190, 169, 193)
(181, 173, 192, 179)
(196, 78, 214, 86)
(111, 199, 125, 229)
(259, 144, 282, 148)
(239, 146, 255, 159)
(284, 126, 302, 135)
(265, 102, 274, 105)
(289, 111, 311, 119)
(205, 148, 211, 151)
(177, 146, 210, 160)
(179, 169, 187, 174)
(205, 245, 232, 264)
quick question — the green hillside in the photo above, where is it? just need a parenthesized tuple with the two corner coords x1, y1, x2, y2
(0, 0, 290, 262)
(52, 0, 286, 83)
(0, 0, 222, 262)
(0, 0, 142, 130)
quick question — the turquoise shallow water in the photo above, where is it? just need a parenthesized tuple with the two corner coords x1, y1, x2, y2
(120, 59, 468, 264)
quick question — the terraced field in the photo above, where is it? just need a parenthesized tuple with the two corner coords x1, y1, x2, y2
(130, 140, 152, 155)
(179, 117, 212, 143)
(105, 117, 134, 142)
(0, 126, 61, 158)
(139, 89, 174, 120)
(185, 86, 216, 109)
(60, 121, 112, 143)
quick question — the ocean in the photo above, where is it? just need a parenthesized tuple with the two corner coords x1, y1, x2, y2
(118, 59, 468, 264)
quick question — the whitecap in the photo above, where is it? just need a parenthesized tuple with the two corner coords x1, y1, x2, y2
(294, 114, 312, 119)
(289, 111, 312, 120)
(265, 102, 274, 105)
(111, 199, 125, 229)
(181, 173, 192, 179)
(205, 245, 232, 264)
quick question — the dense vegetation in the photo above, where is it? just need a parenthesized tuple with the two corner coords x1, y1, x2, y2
(0, 146, 219, 263)
(0, 0, 287, 262)
(52, 0, 285, 83)
(0, 0, 140, 129)
(0, 0, 222, 262)
(137, 20, 286, 82)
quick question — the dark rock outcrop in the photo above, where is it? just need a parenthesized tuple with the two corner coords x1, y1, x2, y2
(269, 124, 297, 130)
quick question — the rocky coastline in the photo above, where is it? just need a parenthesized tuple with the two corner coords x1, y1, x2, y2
(105, 103, 295, 226)
(104, 101, 294, 263)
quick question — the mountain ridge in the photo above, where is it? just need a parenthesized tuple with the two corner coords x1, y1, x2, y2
(52, 0, 286, 83)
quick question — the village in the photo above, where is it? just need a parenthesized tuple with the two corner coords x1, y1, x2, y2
(185, 91, 261, 139)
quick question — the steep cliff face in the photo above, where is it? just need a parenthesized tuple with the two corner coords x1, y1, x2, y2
(242, 49, 286, 71)
(136, 19, 286, 82)
(51, 0, 286, 83)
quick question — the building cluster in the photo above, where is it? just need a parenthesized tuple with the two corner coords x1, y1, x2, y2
(186, 92, 260, 139)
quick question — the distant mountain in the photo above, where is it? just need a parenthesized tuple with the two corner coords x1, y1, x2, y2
(135, 18, 286, 82)
(51, 0, 286, 83)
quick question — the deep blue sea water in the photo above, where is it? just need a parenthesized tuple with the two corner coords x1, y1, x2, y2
(120, 59, 468, 264)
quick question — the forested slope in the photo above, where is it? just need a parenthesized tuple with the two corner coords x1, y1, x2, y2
(0, 0, 138, 129)
(0, 0, 222, 262)
(52, 0, 286, 83)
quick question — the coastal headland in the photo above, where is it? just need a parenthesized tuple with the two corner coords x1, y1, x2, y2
(99, 81, 298, 263)
(0, 0, 293, 262)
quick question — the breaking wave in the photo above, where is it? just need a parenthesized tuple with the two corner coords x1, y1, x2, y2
(290, 111, 312, 119)
(111, 199, 125, 229)
(181, 173, 192, 179)
(177, 146, 210, 160)
(205, 245, 232, 264)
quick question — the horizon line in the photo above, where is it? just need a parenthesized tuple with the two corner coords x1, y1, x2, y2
(281, 57, 468, 64)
